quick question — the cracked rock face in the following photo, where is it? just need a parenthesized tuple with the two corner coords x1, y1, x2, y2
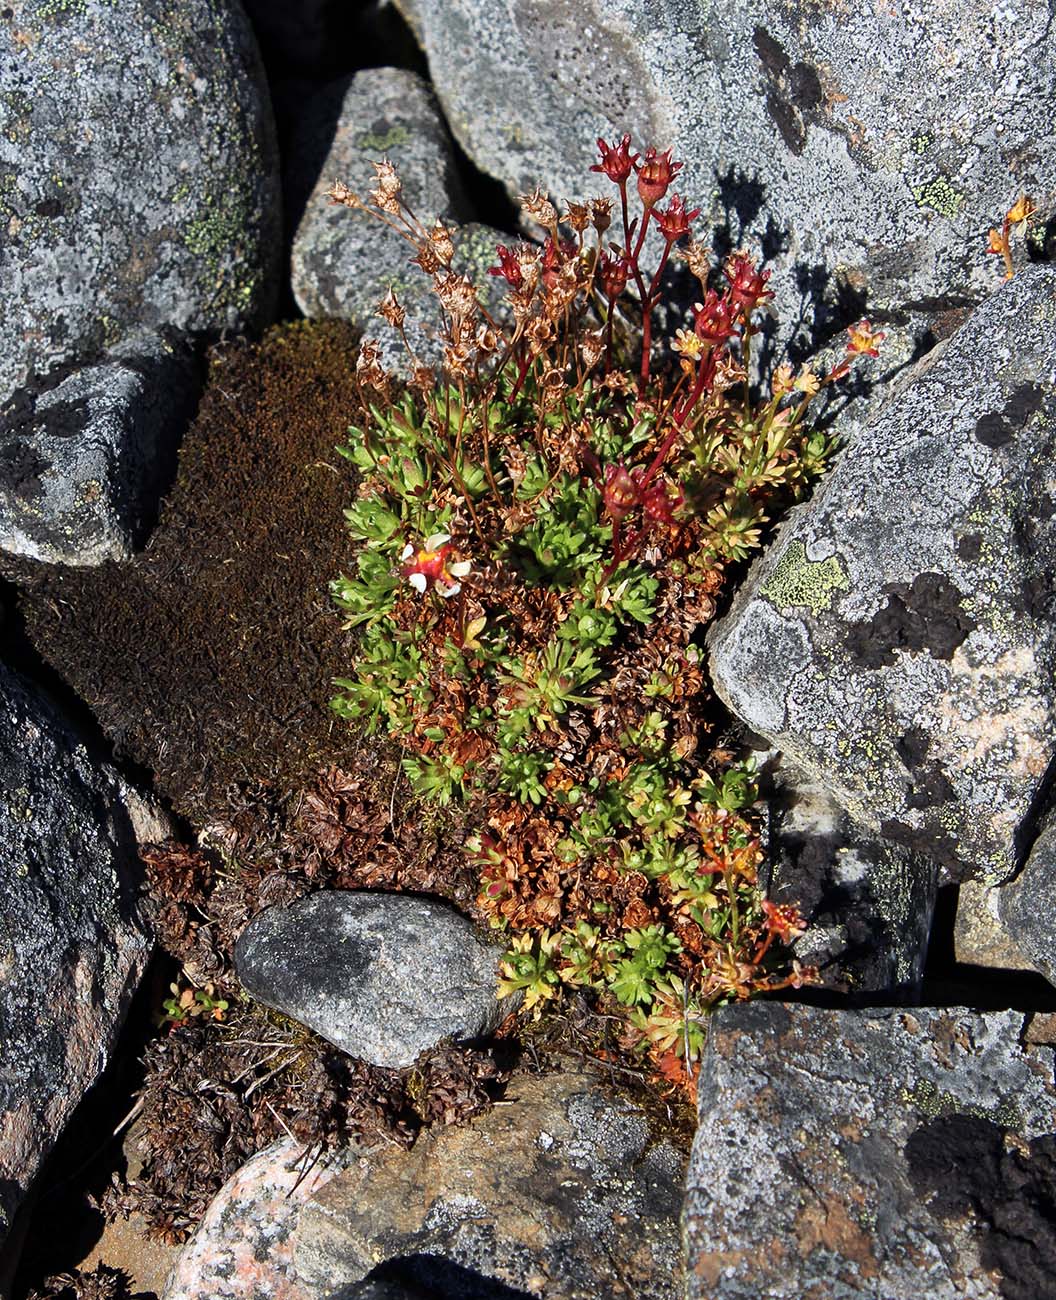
(709, 265, 1056, 882)
(685, 1002, 1056, 1300)
(234, 891, 509, 1068)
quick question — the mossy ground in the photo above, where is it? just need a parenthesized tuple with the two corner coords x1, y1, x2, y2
(16, 320, 371, 824)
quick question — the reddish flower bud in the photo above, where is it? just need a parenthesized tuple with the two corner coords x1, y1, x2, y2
(597, 249, 631, 299)
(654, 194, 701, 243)
(602, 464, 639, 522)
(590, 133, 638, 184)
(723, 253, 773, 314)
(692, 290, 737, 348)
(488, 244, 523, 289)
(635, 147, 683, 208)
(641, 481, 683, 525)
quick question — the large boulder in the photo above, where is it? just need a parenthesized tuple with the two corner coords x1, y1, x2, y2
(293, 1068, 684, 1298)
(0, 331, 200, 565)
(709, 264, 1056, 882)
(290, 68, 507, 373)
(398, 0, 1053, 358)
(0, 0, 280, 407)
(685, 1002, 1056, 1299)
(0, 664, 154, 1247)
(234, 891, 510, 1069)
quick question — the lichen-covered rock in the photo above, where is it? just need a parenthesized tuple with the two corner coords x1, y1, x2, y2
(709, 264, 1056, 882)
(290, 68, 506, 373)
(0, 663, 153, 1247)
(399, 0, 1053, 359)
(765, 761, 937, 997)
(163, 1139, 353, 1300)
(0, 331, 200, 565)
(293, 1068, 684, 1298)
(0, 0, 280, 407)
(234, 892, 509, 1069)
(685, 1002, 1056, 1299)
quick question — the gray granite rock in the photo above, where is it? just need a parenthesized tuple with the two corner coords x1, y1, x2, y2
(0, 332, 199, 565)
(685, 1002, 1056, 1299)
(234, 891, 509, 1069)
(765, 761, 938, 998)
(290, 68, 507, 374)
(294, 1068, 684, 1299)
(709, 264, 1056, 883)
(399, 0, 1054, 361)
(0, 663, 153, 1247)
(0, 0, 280, 407)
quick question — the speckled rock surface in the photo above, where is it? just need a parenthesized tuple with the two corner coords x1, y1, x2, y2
(685, 1002, 1056, 1299)
(234, 891, 509, 1069)
(293, 1068, 684, 1298)
(163, 1139, 353, 1300)
(290, 67, 506, 373)
(709, 264, 1056, 883)
(0, 0, 280, 407)
(398, 0, 1054, 359)
(765, 761, 937, 998)
(0, 663, 153, 1246)
(0, 331, 200, 565)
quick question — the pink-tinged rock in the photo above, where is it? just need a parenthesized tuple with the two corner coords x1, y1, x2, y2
(163, 1139, 352, 1300)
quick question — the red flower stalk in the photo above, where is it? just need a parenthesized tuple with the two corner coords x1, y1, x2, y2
(597, 249, 631, 299)
(542, 234, 576, 289)
(488, 244, 523, 289)
(591, 133, 638, 184)
(693, 290, 738, 348)
(635, 147, 683, 208)
(723, 253, 772, 315)
(654, 194, 701, 243)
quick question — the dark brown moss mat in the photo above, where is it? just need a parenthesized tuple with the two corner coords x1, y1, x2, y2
(14, 320, 364, 823)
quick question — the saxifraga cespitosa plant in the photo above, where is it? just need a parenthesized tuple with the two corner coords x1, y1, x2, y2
(325, 137, 883, 1091)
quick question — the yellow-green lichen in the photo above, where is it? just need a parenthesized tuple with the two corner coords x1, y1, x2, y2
(356, 126, 410, 153)
(909, 133, 933, 155)
(902, 1077, 1022, 1130)
(760, 539, 848, 616)
(912, 176, 964, 219)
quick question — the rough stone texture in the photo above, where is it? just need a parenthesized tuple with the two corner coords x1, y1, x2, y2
(163, 1139, 353, 1300)
(709, 264, 1056, 884)
(0, 0, 280, 407)
(234, 891, 509, 1068)
(685, 1002, 1056, 1300)
(953, 877, 1035, 973)
(764, 760, 937, 998)
(294, 1068, 684, 1298)
(0, 331, 200, 565)
(398, 0, 1054, 361)
(290, 68, 507, 373)
(0, 663, 153, 1247)
(994, 809, 1056, 988)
